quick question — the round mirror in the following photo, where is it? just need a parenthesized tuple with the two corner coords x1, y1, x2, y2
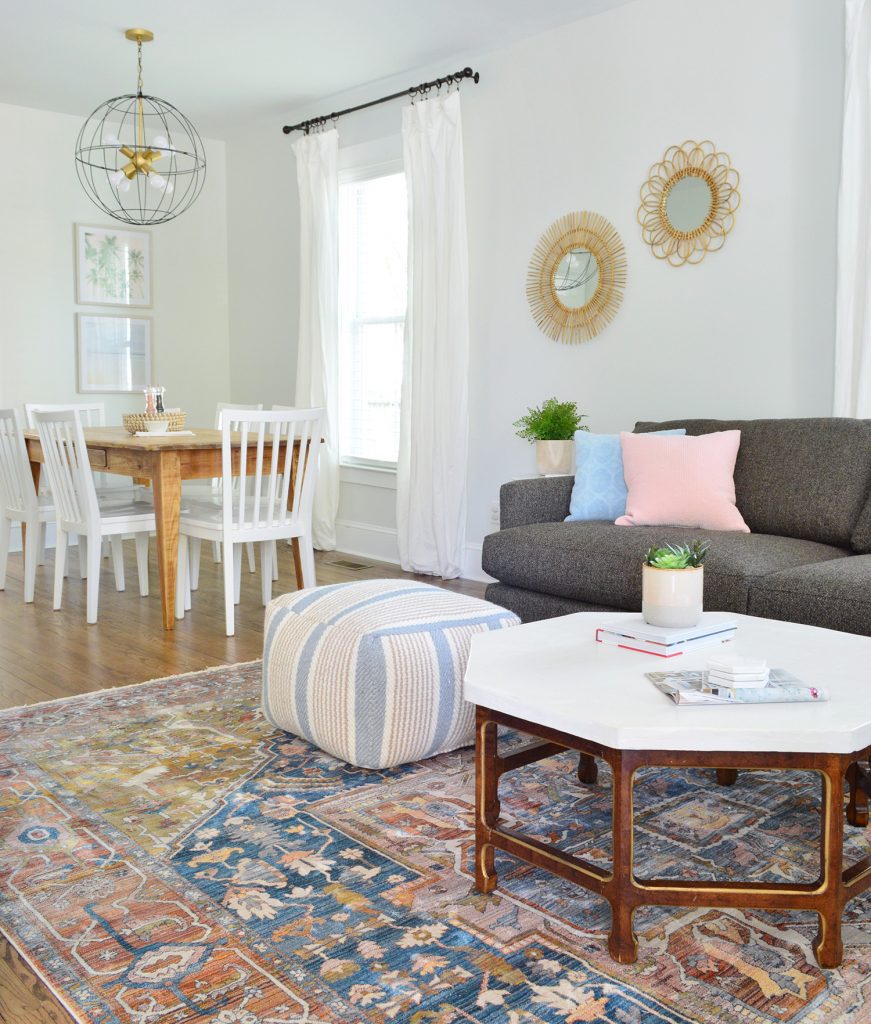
(554, 248, 600, 309)
(665, 174, 713, 233)
(638, 140, 740, 265)
(527, 210, 627, 343)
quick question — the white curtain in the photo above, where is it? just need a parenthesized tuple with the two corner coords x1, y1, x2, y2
(834, 0, 871, 416)
(396, 91, 470, 579)
(293, 129, 340, 549)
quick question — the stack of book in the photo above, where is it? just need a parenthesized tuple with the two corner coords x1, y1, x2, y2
(595, 613, 738, 658)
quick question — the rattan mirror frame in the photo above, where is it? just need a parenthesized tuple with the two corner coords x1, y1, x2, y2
(526, 210, 627, 344)
(638, 140, 740, 266)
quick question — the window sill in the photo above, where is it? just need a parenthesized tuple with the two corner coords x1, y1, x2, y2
(339, 462, 397, 490)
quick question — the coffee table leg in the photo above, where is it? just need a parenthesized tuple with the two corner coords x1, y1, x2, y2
(716, 768, 738, 786)
(577, 753, 598, 784)
(846, 761, 869, 828)
(814, 758, 845, 969)
(475, 714, 499, 894)
(608, 751, 638, 963)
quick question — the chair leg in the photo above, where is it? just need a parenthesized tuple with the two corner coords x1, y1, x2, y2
(23, 519, 38, 603)
(246, 541, 256, 573)
(212, 540, 222, 564)
(222, 544, 236, 636)
(299, 532, 317, 589)
(175, 536, 188, 620)
(86, 535, 102, 624)
(134, 533, 149, 596)
(110, 537, 126, 591)
(189, 537, 202, 590)
(0, 516, 10, 590)
(261, 541, 273, 606)
(271, 540, 278, 581)
(233, 543, 243, 604)
(53, 530, 68, 610)
(78, 535, 88, 579)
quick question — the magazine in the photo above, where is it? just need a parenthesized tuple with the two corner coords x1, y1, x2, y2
(646, 668, 829, 705)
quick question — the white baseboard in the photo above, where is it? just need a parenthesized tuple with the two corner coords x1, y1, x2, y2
(8, 522, 73, 554)
(332, 519, 494, 585)
(10, 517, 493, 586)
(461, 543, 496, 585)
(334, 519, 400, 565)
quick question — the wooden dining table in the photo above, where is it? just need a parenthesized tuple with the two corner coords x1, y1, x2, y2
(24, 427, 306, 630)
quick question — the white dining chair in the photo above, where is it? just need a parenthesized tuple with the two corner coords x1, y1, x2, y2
(178, 407, 323, 636)
(25, 402, 140, 503)
(0, 408, 55, 603)
(185, 402, 263, 589)
(33, 409, 184, 625)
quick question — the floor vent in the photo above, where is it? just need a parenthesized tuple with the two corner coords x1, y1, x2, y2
(326, 558, 372, 571)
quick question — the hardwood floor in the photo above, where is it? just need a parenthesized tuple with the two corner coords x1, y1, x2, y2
(0, 541, 485, 1024)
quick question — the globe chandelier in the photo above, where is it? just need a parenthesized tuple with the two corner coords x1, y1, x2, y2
(74, 28, 206, 225)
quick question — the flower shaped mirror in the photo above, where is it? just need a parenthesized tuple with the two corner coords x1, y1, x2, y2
(638, 140, 740, 266)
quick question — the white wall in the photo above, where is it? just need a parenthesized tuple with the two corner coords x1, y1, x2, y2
(225, 0, 844, 576)
(0, 101, 231, 427)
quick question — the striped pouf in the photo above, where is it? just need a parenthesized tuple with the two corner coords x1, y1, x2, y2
(262, 579, 519, 769)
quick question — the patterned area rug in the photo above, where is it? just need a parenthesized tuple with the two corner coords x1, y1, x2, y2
(1, 663, 870, 1024)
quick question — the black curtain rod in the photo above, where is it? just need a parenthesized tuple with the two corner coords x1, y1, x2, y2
(282, 66, 480, 135)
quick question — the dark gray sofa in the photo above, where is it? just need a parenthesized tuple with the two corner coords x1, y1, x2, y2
(483, 418, 871, 636)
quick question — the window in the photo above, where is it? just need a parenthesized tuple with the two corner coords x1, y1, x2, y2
(338, 167, 408, 469)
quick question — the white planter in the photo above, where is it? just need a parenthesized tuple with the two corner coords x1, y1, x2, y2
(536, 439, 574, 476)
(642, 564, 704, 628)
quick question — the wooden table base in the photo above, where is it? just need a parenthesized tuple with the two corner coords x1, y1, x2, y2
(474, 706, 871, 969)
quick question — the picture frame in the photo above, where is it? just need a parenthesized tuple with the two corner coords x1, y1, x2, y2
(77, 314, 152, 394)
(75, 224, 152, 307)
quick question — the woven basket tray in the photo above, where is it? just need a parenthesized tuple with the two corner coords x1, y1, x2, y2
(122, 411, 187, 435)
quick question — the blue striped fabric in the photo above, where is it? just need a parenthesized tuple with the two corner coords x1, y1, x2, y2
(262, 579, 519, 768)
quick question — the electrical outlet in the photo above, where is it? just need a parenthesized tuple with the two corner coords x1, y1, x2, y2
(489, 501, 500, 527)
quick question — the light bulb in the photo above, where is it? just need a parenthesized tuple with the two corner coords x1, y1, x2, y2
(108, 168, 131, 192)
(151, 134, 168, 152)
(103, 131, 120, 148)
(149, 173, 174, 195)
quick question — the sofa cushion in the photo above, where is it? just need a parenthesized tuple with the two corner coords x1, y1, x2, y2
(481, 520, 850, 613)
(566, 428, 685, 522)
(634, 418, 871, 548)
(616, 430, 749, 532)
(748, 556, 871, 636)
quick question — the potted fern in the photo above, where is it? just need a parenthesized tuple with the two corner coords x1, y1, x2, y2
(642, 541, 710, 628)
(513, 398, 589, 476)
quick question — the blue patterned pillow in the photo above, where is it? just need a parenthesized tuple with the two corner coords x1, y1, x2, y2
(565, 429, 686, 522)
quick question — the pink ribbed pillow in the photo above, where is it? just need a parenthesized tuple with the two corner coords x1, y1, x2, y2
(615, 430, 749, 531)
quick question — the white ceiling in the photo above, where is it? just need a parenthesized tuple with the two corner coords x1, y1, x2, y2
(0, 0, 634, 138)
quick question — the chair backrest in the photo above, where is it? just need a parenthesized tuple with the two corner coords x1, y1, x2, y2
(215, 402, 262, 429)
(25, 402, 105, 429)
(0, 408, 37, 517)
(220, 408, 323, 535)
(32, 410, 99, 532)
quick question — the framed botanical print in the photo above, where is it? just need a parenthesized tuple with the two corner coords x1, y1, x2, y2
(75, 224, 151, 307)
(77, 314, 152, 393)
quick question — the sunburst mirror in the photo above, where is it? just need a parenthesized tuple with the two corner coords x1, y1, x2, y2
(638, 140, 740, 266)
(527, 211, 627, 343)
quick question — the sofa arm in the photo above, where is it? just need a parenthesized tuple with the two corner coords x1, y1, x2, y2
(499, 476, 574, 530)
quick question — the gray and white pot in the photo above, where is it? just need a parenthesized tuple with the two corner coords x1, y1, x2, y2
(642, 564, 704, 628)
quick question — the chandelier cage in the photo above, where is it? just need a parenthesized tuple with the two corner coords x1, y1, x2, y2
(74, 33, 206, 225)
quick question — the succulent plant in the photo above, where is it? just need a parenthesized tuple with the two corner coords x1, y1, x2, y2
(643, 540, 710, 570)
(513, 398, 589, 442)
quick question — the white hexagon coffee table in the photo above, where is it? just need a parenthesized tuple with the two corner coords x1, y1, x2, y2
(464, 612, 871, 968)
